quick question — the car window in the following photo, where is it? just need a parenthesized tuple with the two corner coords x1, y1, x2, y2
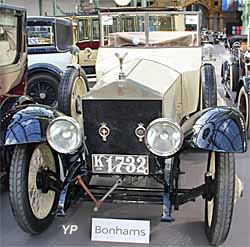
(27, 25, 55, 46)
(101, 12, 199, 48)
(148, 14, 198, 47)
(92, 18, 99, 40)
(78, 19, 89, 41)
(0, 14, 18, 66)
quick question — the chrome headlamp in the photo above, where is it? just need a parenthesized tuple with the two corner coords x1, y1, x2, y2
(202, 44, 216, 62)
(47, 116, 83, 154)
(145, 118, 184, 157)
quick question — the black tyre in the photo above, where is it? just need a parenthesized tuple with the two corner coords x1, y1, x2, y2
(220, 63, 224, 79)
(221, 61, 228, 83)
(58, 66, 88, 126)
(229, 63, 239, 92)
(205, 152, 235, 246)
(9, 144, 59, 234)
(27, 73, 59, 107)
(238, 86, 250, 139)
(202, 63, 217, 108)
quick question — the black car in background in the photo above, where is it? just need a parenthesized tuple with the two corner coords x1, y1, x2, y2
(221, 34, 250, 138)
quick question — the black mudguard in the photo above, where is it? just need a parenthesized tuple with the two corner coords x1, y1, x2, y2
(182, 106, 247, 153)
(3, 104, 61, 145)
(0, 96, 34, 144)
(28, 63, 63, 81)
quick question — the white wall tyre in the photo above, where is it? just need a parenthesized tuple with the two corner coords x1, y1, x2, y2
(205, 152, 235, 246)
(58, 67, 89, 127)
(238, 86, 250, 139)
(9, 144, 59, 234)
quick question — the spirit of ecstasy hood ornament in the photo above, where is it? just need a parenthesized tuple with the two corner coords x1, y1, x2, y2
(115, 52, 128, 80)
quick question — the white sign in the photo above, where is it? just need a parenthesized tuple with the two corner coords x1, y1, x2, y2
(91, 218, 150, 244)
(102, 15, 113, 26)
(185, 15, 198, 25)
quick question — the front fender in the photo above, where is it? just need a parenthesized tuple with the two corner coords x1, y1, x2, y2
(182, 107, 247, 153)
(28, 63, 63, 80)
(4, 105, 62, 145)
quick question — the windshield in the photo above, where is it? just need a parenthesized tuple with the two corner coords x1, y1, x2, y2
(0, 13, 18, 66)
(100, 12, 200, 48)
(27, 25, 55, 46)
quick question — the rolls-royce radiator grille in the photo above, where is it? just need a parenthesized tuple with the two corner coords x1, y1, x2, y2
(82, 99, 162, 155)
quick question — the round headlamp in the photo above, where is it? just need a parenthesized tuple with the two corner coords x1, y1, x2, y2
(47, 116, 83, 154)
(145, 118, 184, 157)
(203, 44, 215, 61)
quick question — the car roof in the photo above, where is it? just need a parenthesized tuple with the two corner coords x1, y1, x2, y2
(0, 4, 26, 13)
(27, 16, 71, 26)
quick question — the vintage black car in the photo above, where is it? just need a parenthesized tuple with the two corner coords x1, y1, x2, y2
(221, 34, 250, 138)
(1, 8, 247, 246)
(26, 16, 78, 106)
(0, 5, 30, 189)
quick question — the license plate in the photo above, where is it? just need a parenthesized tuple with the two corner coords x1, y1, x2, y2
(92, 154, 149, 175)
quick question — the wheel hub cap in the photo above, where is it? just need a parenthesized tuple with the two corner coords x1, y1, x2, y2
(39, 92, 46, 99)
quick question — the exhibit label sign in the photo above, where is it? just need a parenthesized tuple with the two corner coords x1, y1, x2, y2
(91, 218, 150, 244)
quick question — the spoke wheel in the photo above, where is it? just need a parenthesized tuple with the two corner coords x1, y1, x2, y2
(58, 67, 88, 127)
(27, 73, 59, 107)
(205, 152, 235, 246)
(9, 144, 59, 234)
(70, 76, 87, 125)
(238, 86, 250, 139)
(28, 144, 56, 219)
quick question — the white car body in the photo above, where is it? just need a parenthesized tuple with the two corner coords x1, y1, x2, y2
(94, 46, 201, 123)
(28, 51, 73, 73)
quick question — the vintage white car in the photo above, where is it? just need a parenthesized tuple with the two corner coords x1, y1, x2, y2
(26, 16, 78, 106)
(2, 9, 247, 246)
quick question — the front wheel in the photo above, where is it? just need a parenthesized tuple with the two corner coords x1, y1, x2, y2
(58, 67, 89, 127)
(238, 86, 250, 139)
(201, 63, 217, 108)
(9, 144, 59, 234)
(205, 152, 235, 246)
